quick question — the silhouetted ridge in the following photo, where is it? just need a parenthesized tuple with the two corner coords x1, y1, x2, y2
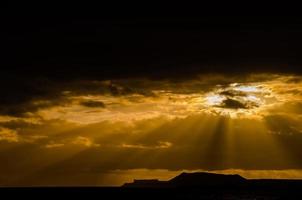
(122, 172, 246, 188)
(169, 172, 246, 187)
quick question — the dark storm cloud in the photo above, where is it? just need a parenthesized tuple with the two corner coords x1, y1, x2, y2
(219, 90, 247, 97)
(0, 119, 39, 130)
(0, 75, 248, 117)
(218, 98, 248, 109)
(2, 16, 302, 118)
(0, 79, 153, 117)
(0, 77, 71, 117)
(80, 100, 106, 108)
(0, 99, 66, 117)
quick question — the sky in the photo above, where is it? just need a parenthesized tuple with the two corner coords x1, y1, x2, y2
(1, 16, 302, 186)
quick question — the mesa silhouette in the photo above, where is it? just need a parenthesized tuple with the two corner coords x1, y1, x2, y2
(1, 172, 302, 199)
(122, 171, 302, 189)
(123, 172, 246, 188)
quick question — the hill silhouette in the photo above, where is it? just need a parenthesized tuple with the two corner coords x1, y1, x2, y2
(170, 172, 246, 187)
(1, 172, 302, 199)
(122, 172, 247, 188)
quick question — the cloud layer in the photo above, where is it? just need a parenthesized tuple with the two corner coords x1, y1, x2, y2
(0, 74, 302, 186)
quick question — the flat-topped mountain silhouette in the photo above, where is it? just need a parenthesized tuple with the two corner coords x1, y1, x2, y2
(170, 172, 246, 186)
(1, 172, 302, 198)
(122, 172, 247, 188)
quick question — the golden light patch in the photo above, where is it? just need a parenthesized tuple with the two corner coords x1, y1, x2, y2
(0, 128, 19, 142)
(203, 82, 274, 118)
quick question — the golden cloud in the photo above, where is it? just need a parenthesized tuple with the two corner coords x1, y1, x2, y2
(0, 74, 302, 186)
(0, 128, 18, 142)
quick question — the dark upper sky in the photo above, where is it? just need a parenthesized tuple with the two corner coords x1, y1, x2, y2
(2, 15, 302, 110)
(2, 16, 302, 81)
(2, 14, 302, 185)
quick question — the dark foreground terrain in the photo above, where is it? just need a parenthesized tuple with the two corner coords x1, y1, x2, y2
(1, 186, 302, 199)
(1, 172, 302, 199)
